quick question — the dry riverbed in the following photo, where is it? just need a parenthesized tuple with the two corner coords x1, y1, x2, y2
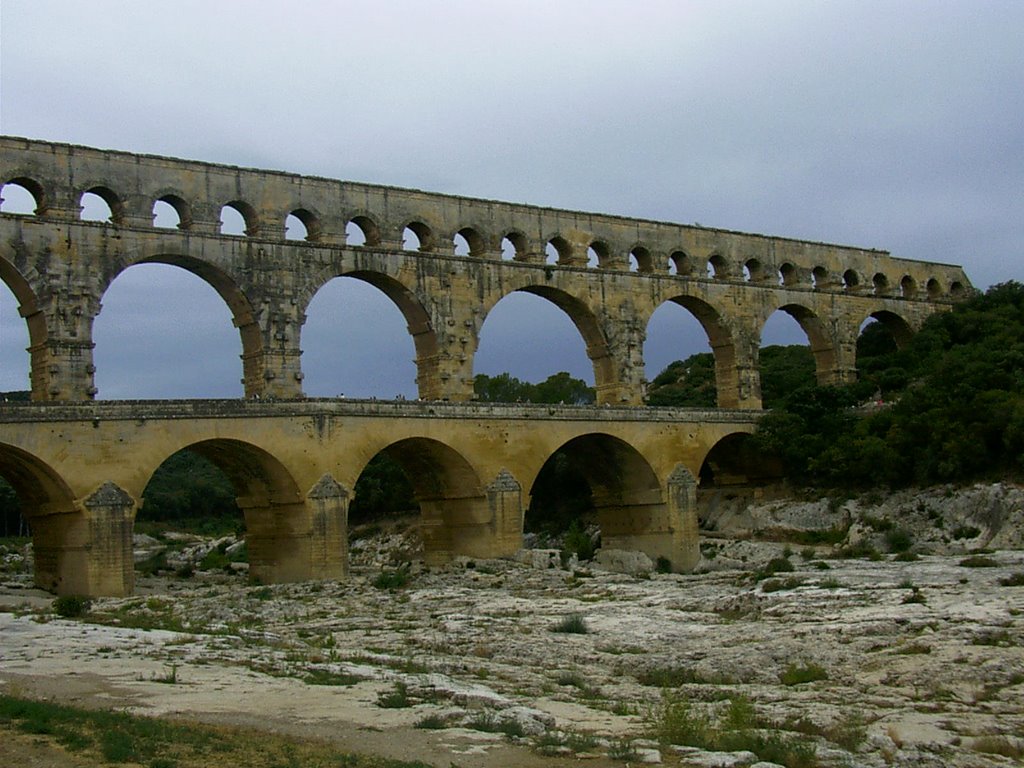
(2, 530, 1024, 767)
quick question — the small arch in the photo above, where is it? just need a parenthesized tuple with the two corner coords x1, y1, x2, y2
(707, 254, 729, 279)
(926, 277, 943, 299)
(502, 231, 527, 261)
(899, 275, 917, 299)
(669, 251, 691, 276)
(742, 258, 764, 282)
(872, 272, 891, 296)
(220, 200, 258, 236)
(811, 266, 829, 289)
(0, 178, 43, 215)
(546, 236, 572, 265)
(403, 221, 433, 252)
(345, 216, 379, 246)
(454, 227, 484, 257)
(630, 246, 653, 273)
(286, 208, 320, 242)
(779, 263, 798, 287)
(152, 194, 191, 230)
(588, 241, 609, 268)
(842, 269, 861, 291)
(81, 186, 122, 224)
(950, 281, 966, 298)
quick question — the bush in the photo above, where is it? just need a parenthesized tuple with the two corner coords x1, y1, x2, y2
(960, 555, 998, 568)
(372, 564, 411, 590)
(999, 572, 1024, 586)
(53, 595, 91, 618)
(561, 521, 596, 563)
(551, 613, 589, 634)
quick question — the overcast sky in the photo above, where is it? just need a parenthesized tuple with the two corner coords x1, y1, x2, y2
(0, 1, 1021, 399)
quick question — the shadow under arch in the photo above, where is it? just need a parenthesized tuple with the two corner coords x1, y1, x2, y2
(155, 438, 308, 584)
(0, 442, 82, 594)
(301, 270, 440, 399)
(528, 433, 694, 569)
(697, 432, 785, 531)
(652, 294, 741, 408)
(765, 303, 835, 386)
(0, 255, 48, 399)
(358, 437, 492, 564)
(100, 254, 263, 397)
(479, 285, 613, 402)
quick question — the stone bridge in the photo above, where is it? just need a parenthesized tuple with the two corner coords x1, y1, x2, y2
(0, 137, 972, 595)
(0, 400, 756, 596)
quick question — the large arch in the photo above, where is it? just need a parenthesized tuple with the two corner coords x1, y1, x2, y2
(0, 256, 46, 397)
(94, 256, 260, 398)
(300, 270, 439, 400)
(861, 309, 914, 349)
(0, 443, 84, 594)
(650, 295, 741, 408)
(762, 303, 836, 387)
(476, 285, 611, 401)
(528, 433, 693, 569)
(355, 437, 494, 564)
(150, 438, 309, 584)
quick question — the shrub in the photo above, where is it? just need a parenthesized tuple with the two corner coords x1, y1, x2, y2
(561, 521, 596, 563)
(884, 527, 912, 553)
(53, 595, 91, 618)
(414, 714, 448, 730)
(960, 555, 998, 568)
(655, 556, 672, 574)
(551, 613, 589, 634)
(376, 682, 412, 708)
(952, 524, 981, 540)
(372, 564, 411, 590)
(645, 691, 712, 748)
(999, 572, 1024, 586)
(780, 662, 828, 686)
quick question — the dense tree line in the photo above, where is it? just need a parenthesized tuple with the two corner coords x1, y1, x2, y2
(754, 282, 1024, 489)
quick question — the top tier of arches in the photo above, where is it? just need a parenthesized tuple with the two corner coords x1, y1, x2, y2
(0, 137, 970, 300)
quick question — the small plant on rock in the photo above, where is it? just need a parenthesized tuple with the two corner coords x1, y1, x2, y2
(780, 661, 828, 686)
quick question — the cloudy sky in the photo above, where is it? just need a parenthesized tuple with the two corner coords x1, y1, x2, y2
(1, 1, 1021, 399)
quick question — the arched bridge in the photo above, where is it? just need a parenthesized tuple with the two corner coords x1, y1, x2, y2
(0, 138, 972, 596)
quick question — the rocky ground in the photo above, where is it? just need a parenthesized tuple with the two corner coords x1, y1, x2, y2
(2, 484, 1024, 767)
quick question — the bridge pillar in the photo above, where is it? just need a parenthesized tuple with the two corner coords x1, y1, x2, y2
(306, 474, 350, 580)
(73, 482, 136, 597)
(597, 465, 699, 572)
(596, 305, 647, 405)
(418, 471, 523, 564)
(820, 318, 860, 386)
(250, 290, 306, 399)
(714, 329, 762, 410)
(241, 492, 315, 584)
(30, 279, 100, 401)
